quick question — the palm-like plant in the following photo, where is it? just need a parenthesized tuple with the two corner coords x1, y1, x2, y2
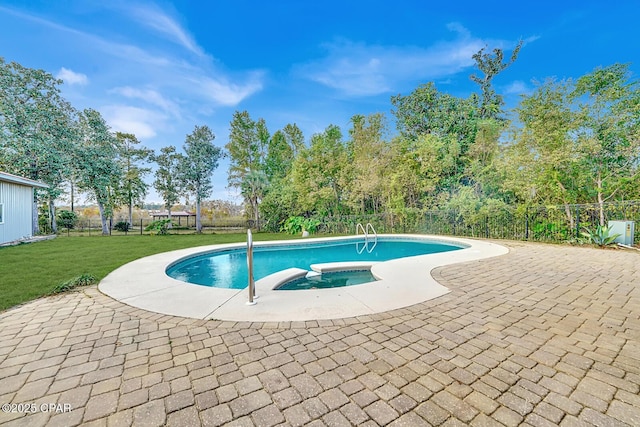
(580, 225, 621, 247)
(241, 170, 268, 230)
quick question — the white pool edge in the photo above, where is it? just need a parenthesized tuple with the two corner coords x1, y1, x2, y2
(98, 234, 509, 321)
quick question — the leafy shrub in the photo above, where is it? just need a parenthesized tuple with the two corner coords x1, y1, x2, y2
(281, 216, 321, 234)
(532, 222, 568, 241)
(282, 216, 305, 234)
(581, 225, 621, 247)
(56, 210, 78, 231)
(51, 274, 97, 294)
(302, 218, 321, 233)
(145, 219, 173, 235)
(113, 221, 130, 232)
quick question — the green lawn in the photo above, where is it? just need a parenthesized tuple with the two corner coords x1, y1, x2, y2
(0, 232, 299, 312)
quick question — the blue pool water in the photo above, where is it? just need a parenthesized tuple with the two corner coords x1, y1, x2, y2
(277, 270, 378, 290)
(166, 237, 463, 289)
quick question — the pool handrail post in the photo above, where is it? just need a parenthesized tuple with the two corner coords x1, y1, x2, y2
(246, 229, 257, 306)
(356, 223, 367, 254)
(365, 223, 378, 253)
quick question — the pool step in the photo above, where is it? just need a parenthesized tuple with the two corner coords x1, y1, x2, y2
(305, 271, 321, 278)
(310, 261, 378, 273)
(255, 268, 309, 291)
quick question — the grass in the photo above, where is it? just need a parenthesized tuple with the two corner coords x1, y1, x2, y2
(0, 232, 300, 312)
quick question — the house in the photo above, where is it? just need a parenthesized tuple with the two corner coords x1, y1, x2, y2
(0, 171, 49, 245)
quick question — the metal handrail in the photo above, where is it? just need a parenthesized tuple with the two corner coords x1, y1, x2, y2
(246, 229, 256, 305)
(355, 223, 367, 254)
(355, 222, 378, 253)
(366, 222, 377, 238)
(365, 223, 377, 253)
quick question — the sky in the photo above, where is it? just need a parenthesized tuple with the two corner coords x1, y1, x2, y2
(1, 0, 639, 204)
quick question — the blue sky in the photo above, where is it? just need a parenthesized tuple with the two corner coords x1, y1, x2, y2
(1, 1, 639, 203)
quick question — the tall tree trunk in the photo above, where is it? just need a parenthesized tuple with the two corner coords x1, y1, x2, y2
(253, 197, 260, 231)
(563, 202, 574, 231)
(128, 193, 134, 226)
(195, 197, 202, 233)
(97, 201, 109, 235)
(32, 195, 39, 236)
(557, 181, 574, 230)
(597, 172, 605, 226)
(70, 181, 75, 213)
(49, 199, 57, 234)
(167, 206, 173, 229)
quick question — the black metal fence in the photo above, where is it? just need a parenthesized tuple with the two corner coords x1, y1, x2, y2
(312, 201, 640, 244)
(57, 217, 257, 236)
(56, 200, 640, 244)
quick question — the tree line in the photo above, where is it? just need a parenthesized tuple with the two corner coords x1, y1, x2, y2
(227, 50, 640, 231)
(2, 46, 640, 236)
(0, 57, 223, 235)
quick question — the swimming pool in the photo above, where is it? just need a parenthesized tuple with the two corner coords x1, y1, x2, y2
(98, 234, 509, 321)
(166, 237, 464, 289)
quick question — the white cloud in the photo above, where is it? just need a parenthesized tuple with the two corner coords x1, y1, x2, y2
(195, 73, 265, 106)
(102, 105, 168, 139)
(121, 4, 205, 57)
(56, 67, 88, 85)
(296, 24, 513, 97)
(110, 86, 178, 114)
(504, 80, 531, 95)
(2, 5, 263, 110)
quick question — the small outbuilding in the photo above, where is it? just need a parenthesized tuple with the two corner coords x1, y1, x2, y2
(0, 171, 49, 245)
(151, 210, 196, 227)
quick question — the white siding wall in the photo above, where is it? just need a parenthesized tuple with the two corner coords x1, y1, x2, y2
(0, 181, 35, 244)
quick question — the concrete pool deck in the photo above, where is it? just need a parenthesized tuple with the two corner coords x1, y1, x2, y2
(1, 240, 639, 426)
(98, 235, 509, 321)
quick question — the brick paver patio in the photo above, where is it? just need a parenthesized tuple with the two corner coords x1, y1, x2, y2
(1, 241, 639, 426)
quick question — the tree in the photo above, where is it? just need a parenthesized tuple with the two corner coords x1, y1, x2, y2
(114, 132, 152, 226)
(226, 110, 265, 188)
(264, 127, 302, 182)
(226, 111, 273, 227)
(241, 169, 268, 227)
(258, 123, 305, 230)
(465, 118, 506, 199)
(0, 57, 78, 234)
(152, 145, 183, 226)
(391, 82, 479, 143)
(503, 78, 584, 228)
(391, 83, 479, 194)
(290, 125, 346, 216)
(178, 125, 222, 233)
(470, 41, 523, 119)
(503, 65, 640, 227)
(74, 109, 122, 235)
(282, 123, 305, 157)
(56, 209, 78, 232)
(571, 63, 640, 225)
(344, 113, 391, 214)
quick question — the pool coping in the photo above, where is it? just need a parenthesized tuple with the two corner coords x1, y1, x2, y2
(98, 234, 509, 321)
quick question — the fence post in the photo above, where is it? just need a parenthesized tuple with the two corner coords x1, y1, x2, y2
(575, 206, 580, 239)
(525, 207, 529, 240)
(140, 218, 143, 235)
